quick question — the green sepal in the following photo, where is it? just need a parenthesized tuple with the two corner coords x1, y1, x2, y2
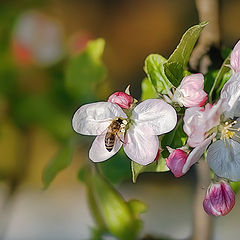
(131, 157, 169, 183)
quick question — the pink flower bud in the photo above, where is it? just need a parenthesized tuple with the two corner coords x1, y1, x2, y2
(108, 92, 133, 109)
(174, 74, 208, 108)
(166, 149, 187, 177)
(230, 40, 240, 73)
(203, 181, 235, 216)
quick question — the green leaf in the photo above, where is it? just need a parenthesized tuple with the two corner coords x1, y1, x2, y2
(79, 168, 144, 240)
(209, 56, 231, 103)
(98, 149, 131, 184)
(144, 54, 173, 94)
(127, 199, 147, 218)
(12, 94, 72, 140)
(65, 38, 107, 102)
(164, 22, 208, 86)
(42, 143, 73, 189)
(204, 70, 218, 94)
(230, 181, 240, 194)
(131, 157, 169, 183)
(141, 77, 158, 100)
(161, 119, 187, 158)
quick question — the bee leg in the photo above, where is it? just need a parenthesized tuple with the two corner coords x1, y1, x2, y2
(116, 134, 125, 144)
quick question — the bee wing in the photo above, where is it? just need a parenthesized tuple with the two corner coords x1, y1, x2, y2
(89, 130, 122, 162)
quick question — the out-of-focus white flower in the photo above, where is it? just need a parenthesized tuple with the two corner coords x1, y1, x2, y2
(173, 74, 207, 108)
(72, 99, 177, 165)
(12, 10, 65, 66)
(230, 40, 240, 73)
(108, 92, 133, 109)
(203, 181, 235, 216)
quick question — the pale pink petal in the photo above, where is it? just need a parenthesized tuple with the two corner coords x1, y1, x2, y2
(220, 72, 240, 119)
(89, 130, 122, 162)
(123, 124, 159, 165)
(72, 102, 127, 135)
(183, 102, 222, 148)
(175, 74, 207, 108)
(132, 99, 177, 135)
(230, 40, 240, 73)
(182, 133, 216, 174)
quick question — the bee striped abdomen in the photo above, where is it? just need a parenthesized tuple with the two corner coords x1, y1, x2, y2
(105, 132, 116, 152)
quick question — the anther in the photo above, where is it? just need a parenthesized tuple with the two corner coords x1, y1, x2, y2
(122, 120, 128, 125)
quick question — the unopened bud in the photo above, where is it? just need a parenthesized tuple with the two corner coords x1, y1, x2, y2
(203, 181, 235, 216)
(173, 74, 208, 108)
(108, 92, 133, 109)
(166, 148, 187, 177)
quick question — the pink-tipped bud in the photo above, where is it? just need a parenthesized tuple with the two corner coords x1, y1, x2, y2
(108, 92, 133, 109)
(203, 181, 235, 216)
(230, 40, 240, 73)
(166, 149, 188, 177)
(173, 74, 208, 108)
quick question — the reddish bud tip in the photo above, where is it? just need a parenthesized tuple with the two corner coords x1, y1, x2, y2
(166, 149, 187, 177)
(108, 92, 133, 109)
(203, 181, 235, 216)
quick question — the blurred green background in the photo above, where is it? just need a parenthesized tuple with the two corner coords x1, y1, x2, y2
(0, 0, 240, 239)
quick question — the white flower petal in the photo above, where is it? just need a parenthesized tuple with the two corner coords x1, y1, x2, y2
(72, 102, 127, 135)
(221, 72, 240, 119)
(207, 139, 240, 181)
(123, 124, 159, 165)
(182, 133, 216, 174)
(131, 99, 177, 135)
(89, 130, 122, 162)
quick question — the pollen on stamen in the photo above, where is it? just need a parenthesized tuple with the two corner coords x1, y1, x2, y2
(122, 119, 128, 125)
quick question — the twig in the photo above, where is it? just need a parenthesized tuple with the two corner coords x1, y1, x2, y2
(190, 0, 220, 73)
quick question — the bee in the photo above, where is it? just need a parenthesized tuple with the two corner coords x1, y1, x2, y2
(105, 118, 127, 152)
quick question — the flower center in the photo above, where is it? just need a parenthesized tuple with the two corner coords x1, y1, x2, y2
(220, 120, 240, 141)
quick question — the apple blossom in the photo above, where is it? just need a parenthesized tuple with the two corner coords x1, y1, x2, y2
(108, 92, 133, 109)
(183, 102, 222, 148)
(203, 181, 235, 216)
(230, 40, 240, 73)
(182, 72, 240, 181)
(173, 73, 207, 108)
(72, 98, 177, 165)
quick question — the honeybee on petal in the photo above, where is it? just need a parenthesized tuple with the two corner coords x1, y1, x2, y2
(105, 118, 127, 152)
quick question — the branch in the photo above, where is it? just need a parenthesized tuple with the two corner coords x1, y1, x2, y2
(190, 0, 220, 73)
